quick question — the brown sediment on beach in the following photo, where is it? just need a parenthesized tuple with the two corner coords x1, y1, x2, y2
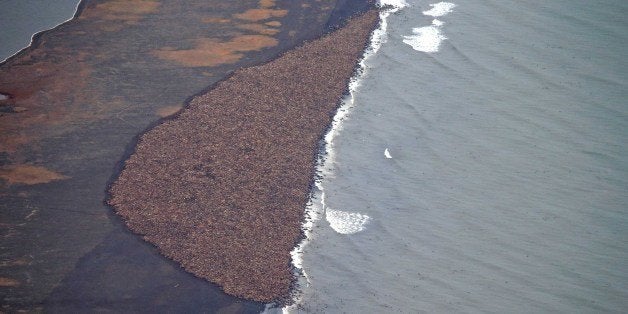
(79, 0, 160, 23)
(0, 165, 68, 186)
(155, 105, 184, 118)
(237, 23, 281, 35)
(0, 277, 21, 287)
(233, 8, 288, 22)
(152, 35, 279, 67)
(108, 9, 380, 302)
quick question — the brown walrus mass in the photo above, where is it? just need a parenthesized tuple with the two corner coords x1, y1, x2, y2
(108, 9, 379, 302)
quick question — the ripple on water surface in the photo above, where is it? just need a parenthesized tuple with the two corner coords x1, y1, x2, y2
(298, 0, 628, 312)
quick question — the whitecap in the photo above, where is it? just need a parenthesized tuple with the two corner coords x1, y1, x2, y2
(402, 25, 447, 53)
(326, 209, 371, 234)
(403, 2, 456, 53)
(422, 2, 456, 17)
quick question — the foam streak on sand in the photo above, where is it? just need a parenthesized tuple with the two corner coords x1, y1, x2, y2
(283, 1, 407, 312)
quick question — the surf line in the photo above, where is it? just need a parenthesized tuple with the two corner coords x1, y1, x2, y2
(282, 1, 408, 312)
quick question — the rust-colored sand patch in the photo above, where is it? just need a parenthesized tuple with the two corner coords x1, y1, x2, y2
(233, 9, 288, 21)
(201, 17, 230, 24)
(152, 35, 278, 67)
(237, 23, 280, 35)
(0, 165, 68, 185)
(0, 277, 20, 287)
(0, 258, 30, 267)
(259, 0, 276, 8)
(0, 55, 97, 153)
(156, 105, 182, 117)
(88, 0, 160, 22)
(265, 21, 281, 27)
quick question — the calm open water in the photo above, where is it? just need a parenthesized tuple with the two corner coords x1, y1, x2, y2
(290, 0, 627, 312)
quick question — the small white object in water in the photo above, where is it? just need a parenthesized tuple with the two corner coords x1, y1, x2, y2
(0, 93, 7, 100)
(422, 2, 456, 17)
(326, 209, 371, 234)
(384, 148, 393, 158)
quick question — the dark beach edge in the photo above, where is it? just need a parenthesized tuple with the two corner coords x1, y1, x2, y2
(103, 1, 381, 307)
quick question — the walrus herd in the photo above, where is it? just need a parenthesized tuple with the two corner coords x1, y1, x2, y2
(108, 9, 379, 302)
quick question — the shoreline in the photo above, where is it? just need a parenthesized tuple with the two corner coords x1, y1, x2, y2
(285, 2, 404, 309)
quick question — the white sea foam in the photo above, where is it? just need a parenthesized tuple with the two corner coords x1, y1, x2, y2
(288, 181, 324, 274)
(422, 2, 456, 17)
(326, 209, 371, 234)
(403, 2, 456, 53)
(403, 25, 447, 53)
(379, 0, 409, 9)
(282, 3, 405, 313)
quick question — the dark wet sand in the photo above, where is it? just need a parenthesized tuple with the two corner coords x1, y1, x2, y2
(109, 9, 380, 302)
(0, 0, 372, 311)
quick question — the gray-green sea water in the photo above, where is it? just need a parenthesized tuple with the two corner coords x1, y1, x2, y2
(292, 0, 628, 312)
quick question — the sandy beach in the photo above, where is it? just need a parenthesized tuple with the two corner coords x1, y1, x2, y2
(0, 0, 374, 311)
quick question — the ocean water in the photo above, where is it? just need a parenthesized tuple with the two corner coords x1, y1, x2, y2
(290, 0, 628, 312)
(0, 0, 80, 63)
